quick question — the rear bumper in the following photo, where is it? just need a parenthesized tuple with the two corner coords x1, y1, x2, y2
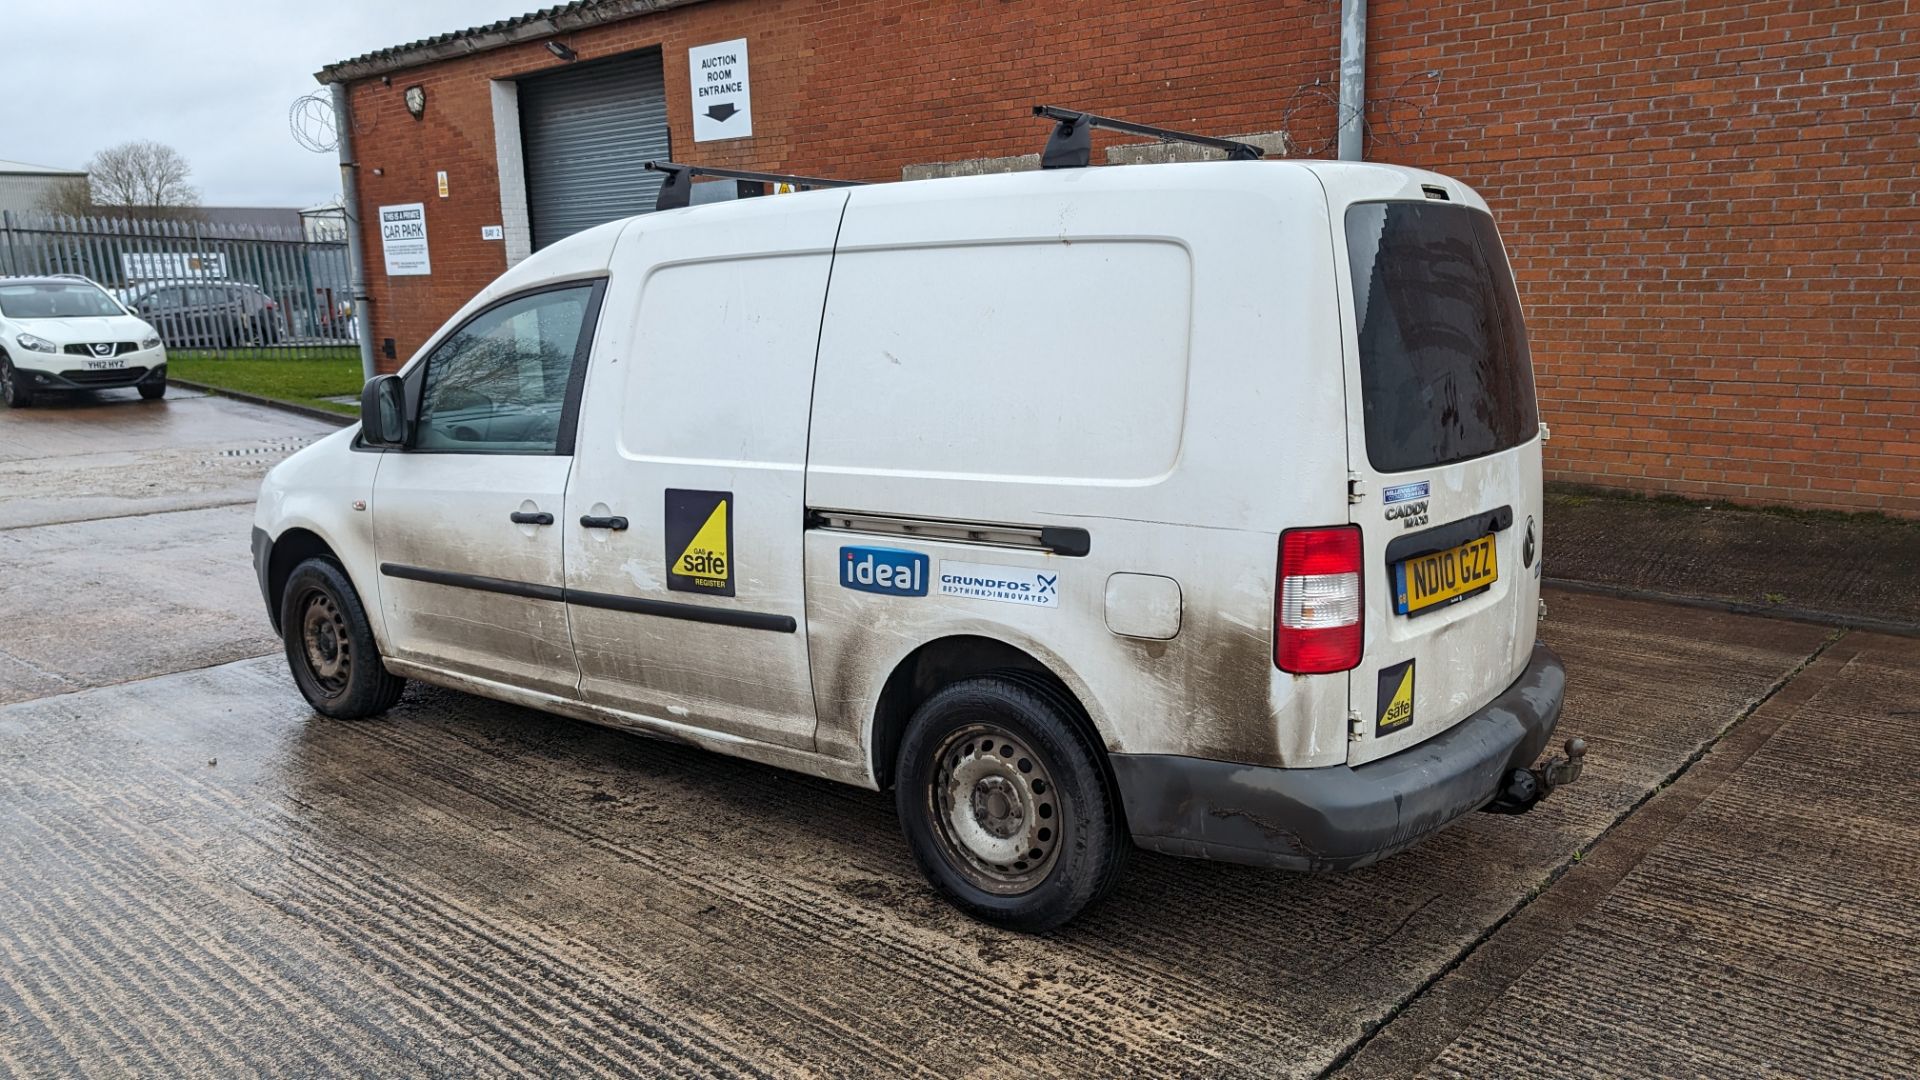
(1112, 643, 1566, 871)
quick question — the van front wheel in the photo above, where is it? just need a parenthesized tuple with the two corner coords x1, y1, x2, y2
(280, 557, 405, 719)
(895, 676, 1128, 932)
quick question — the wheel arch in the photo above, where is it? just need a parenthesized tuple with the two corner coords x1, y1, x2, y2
(265, 526, 342, 632)
(867, 634, 1115, 793)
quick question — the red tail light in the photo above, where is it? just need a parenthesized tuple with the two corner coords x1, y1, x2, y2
(1275, 525, 1364, 674)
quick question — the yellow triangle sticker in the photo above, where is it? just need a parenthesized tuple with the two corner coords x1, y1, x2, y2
(1379, 663, 1414, 732)
(673, 499, 730, 582)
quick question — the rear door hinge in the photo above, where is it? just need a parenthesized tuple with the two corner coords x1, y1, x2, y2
(1347, 475, 1366, 505)
(1348, 710, 1364, 740)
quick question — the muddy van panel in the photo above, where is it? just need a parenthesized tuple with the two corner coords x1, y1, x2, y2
(1113, 644, 1565, 870)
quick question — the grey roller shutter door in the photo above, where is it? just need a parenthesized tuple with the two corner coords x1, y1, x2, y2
(520, 50, 669, 251)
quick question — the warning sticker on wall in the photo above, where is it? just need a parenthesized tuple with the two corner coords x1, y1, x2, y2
(666, 489, 734, 595)
(1376, 659, 1415, 737)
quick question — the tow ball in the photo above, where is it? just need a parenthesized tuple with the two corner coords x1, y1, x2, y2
(1482, 737, 1587, 815)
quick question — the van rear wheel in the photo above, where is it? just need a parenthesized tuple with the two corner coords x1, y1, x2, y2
(895, 675, 1128, 932)
(280, 557, 405, 719)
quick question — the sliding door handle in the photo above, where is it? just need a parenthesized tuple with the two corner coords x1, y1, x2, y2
(580, 514, 629, 531)
(509, 511, 554, 526)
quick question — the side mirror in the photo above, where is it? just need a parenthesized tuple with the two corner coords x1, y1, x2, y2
(359, 374, 408, 448)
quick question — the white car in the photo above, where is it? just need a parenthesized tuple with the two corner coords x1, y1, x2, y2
(254, 159, 1579, 930)
(0, 276, 169, 407)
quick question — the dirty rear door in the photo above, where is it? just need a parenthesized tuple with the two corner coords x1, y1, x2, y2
(1335, 192, 1546, 766)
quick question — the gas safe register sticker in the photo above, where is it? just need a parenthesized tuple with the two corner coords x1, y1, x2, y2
(1376, 659, 1416, 736)
(665, 489, 733, 596)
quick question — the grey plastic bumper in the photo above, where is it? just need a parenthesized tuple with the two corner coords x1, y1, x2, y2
(1111, 643, 1566, 872)
(252, 527, 276, 629)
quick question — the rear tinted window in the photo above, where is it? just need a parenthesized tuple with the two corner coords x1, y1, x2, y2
(1345, 202, 1538, 473)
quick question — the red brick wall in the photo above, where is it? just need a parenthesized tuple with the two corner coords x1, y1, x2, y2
(347, 0, 1920, 515)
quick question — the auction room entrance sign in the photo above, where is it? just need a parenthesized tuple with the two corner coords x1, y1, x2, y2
(379, 203, 431, 276)
(690, 38, 752, 142)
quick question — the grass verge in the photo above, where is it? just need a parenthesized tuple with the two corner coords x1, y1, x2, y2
(167, 354, 363, 416)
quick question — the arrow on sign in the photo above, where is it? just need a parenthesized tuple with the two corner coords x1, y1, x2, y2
(705, 102, 739, 122)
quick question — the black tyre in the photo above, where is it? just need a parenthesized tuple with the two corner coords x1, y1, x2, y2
(138, 378, 166, 400)
(895, 674, 1129, 932)
(1, 357, 33, 408)
(280, 557, 405, 719)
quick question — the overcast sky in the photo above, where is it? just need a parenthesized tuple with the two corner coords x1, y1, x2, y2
(0, 0, 541, 208)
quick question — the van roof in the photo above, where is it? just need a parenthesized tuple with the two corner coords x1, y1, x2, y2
(498, 159, 1494, 301)
(640, 159, 1488, 225)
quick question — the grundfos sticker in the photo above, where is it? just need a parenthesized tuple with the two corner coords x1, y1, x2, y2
(1376, 659, 1415, 736)
(937, 560, 1059, 608)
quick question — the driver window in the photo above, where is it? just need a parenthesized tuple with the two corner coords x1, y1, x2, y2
(414, 285, 592, 454)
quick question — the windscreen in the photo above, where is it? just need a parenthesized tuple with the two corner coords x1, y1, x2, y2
(0, 282, 127, 319)
(1345, 202, 1538, 473)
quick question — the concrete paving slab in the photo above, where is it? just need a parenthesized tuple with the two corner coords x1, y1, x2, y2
(1401, 632, 1920, 1079)
(0, 593, 1831, 1076)
(0, 503, 278, 704)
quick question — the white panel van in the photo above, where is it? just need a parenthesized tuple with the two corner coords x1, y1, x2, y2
(253, 161, 1578, 930)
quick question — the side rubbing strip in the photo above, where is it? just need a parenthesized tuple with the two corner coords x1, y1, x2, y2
(378, 563, 797, 633)
(566, 588, 798, 633)
(380, 562, 566, 602)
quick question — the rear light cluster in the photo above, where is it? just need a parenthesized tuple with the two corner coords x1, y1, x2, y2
(1275, 526, 1363, 674)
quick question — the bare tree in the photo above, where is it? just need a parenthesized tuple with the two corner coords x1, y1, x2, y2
(86, 140, 201, 215)
(32, 176, 95, 218)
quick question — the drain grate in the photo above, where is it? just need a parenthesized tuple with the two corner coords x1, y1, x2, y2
(203, 437, 321, 463)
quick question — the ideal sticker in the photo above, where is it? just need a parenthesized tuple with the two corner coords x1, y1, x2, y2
(665, 489, 734, 596)
(839, 546, 928, 596)
(1376, 659, 1415, 736)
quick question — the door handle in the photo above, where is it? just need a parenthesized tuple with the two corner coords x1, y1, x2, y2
(510, 511, 554, 526)
(580, 514, 629, 531)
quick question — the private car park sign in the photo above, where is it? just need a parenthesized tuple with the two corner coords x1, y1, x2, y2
(379, 203, 431, 276)
(689, 39, 752, 142)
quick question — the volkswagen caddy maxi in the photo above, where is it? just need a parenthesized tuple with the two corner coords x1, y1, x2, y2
(253, 160, 1577, 930)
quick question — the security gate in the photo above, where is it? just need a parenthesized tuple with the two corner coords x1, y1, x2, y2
(520, 49, 670, 250)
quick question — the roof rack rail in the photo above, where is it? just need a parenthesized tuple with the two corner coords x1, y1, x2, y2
(645, 161, 865, 211)
(1031, 105, 1266, 169)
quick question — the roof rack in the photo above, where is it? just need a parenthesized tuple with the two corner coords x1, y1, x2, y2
(1031, 105, 1266, 169)
(645, 161, 865, 211)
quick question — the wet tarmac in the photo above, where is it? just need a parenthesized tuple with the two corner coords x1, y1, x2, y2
(2, 391, 1915, 1077)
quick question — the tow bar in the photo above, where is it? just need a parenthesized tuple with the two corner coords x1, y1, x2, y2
(1482, 737, 1587, 815)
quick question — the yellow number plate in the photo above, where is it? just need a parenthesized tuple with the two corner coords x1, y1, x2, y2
(1394, 534, 1498, 615)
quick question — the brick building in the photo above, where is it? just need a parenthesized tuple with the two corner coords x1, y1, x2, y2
(317, 0, 1920, 515)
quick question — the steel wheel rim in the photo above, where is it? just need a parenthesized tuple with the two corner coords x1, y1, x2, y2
(298, 588, 351, 695)
(926, 723, 1063, 895)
